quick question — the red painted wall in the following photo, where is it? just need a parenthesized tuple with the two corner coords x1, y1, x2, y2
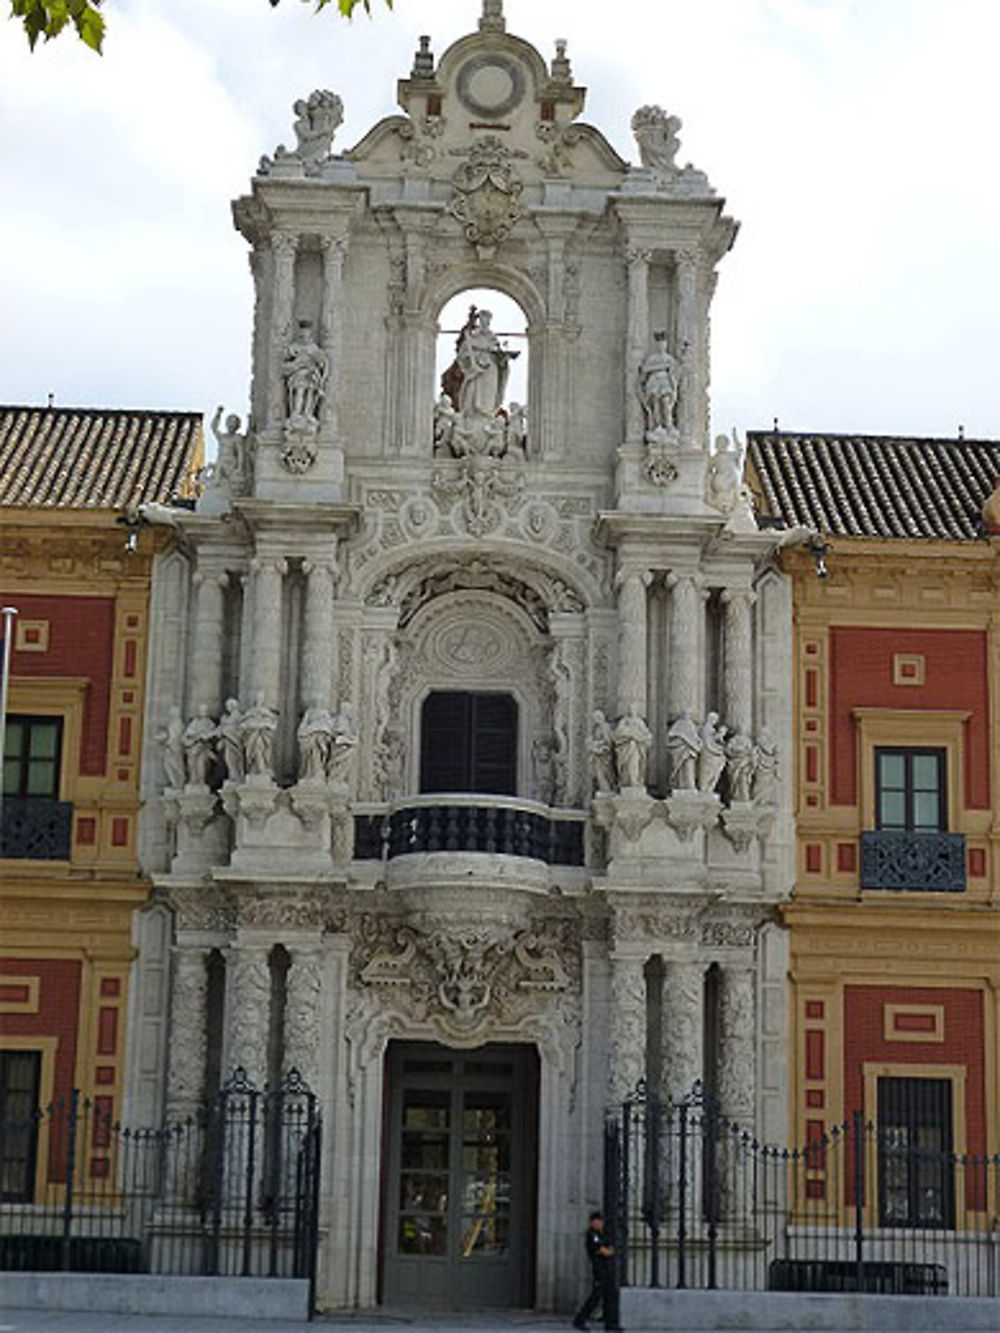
(0, 593, 114, 775)
(829, 627, 989, 808)
(843, 985, 986, 1159)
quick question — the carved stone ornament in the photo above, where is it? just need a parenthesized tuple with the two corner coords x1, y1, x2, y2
(432, 456, 525, 537)
(631, 105, 682, 176)
(169, 883, 235, 935)
(664, 788, 721, 841)
(449, 136, 526, 259)
(352, 912, 578, 1041)
(238, 891, 329, 931)
(645, 442, 679, 487)
(262, 89, 343, 176)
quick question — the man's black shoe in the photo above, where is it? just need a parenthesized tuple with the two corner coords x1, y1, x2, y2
(572, 1320, 588, 1330)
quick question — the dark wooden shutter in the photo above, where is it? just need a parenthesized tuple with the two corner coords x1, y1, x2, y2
(470, 693, 517, 795)
(419, 692, 517, 796)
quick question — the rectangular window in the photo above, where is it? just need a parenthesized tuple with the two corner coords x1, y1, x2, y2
(875, 748, 946, 832)
(0, 1050, 42, 1202)
(420, 692, 518, 796)
(877, 1076, 954, 1228)
(3, 715, 63, 800)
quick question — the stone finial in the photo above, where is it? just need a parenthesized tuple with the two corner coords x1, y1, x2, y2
(411, 35, 434, 78)
(480, 0, 505, 33)
(551, 39, 571, 83)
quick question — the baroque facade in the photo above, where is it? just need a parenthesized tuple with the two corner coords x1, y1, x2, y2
(136, 3, 794, 1311)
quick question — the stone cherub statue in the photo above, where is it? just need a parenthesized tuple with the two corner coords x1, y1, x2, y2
(272, 89, 343, 173)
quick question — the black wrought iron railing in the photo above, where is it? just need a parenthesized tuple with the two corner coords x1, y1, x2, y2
(604, 1081, 999, 1298)
(0, 1069, 321, 1309)
(354, 798, 586, 866)
(859, 831, 966, 892)
(0, 797, 73, 860)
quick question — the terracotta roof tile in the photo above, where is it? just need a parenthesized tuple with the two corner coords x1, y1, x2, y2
(0, 406, 203, 510)
(747, 431, 1000, 540)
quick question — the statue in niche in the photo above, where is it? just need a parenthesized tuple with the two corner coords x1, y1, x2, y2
(297, 705, 335, 782)
(613, 705, 652, 790)
(457, 308, 518, 419)
(588, 709, 617, 795)
(329, 703, 358, 784)
(182, 705, 217, 787)
(725, 729, 756, 804)
(158, 705, 186, 790)
(706, 430, 756, 529)
(283, 321, 329, 432)
(217, 697, 244, 782)
(667, 711, 701, 791)
(532, 734, 556, 806)
(209, 407, 251, 496)
(271, 89, 343, 174)
(438, 306, 521, 458)
(697, 712, 728, 794)
(752, 728, 778, 805)
(638, 332, 680, 443)
(240, 692, 278, 780)
(631, 105, 682, 176)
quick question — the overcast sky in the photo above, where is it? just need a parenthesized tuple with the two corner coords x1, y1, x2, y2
(1, 0, 997, 443)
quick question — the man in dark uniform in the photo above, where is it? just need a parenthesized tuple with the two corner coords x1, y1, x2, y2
(572, 1210, 620, 1330)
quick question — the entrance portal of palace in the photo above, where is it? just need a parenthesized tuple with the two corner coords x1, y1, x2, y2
(381, 1041, 539, 1309)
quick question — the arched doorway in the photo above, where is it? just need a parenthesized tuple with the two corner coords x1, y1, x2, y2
(380, 1040, 539, 1308)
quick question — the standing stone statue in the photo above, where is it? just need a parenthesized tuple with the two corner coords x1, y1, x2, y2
(613, 705, 653, 790)
(158, 705, 186, 790)
(297, 705, 335, 782)
(532, 734, 556, 806)
(638, 332, 680, 440)
(272, 89, 343, 172)
(182, 705, 217, 788)
(725, 729, 756, 804)
(456, 309, 518, 420)
(283, 321, 329, 430)
(752, 728, 779, 805)
(697, 712, 728, 794)
(329, 702, 358, 784)
(667, 711, 701, 790)
(588, 709, 617, 794)
(241, 692, 278, 780)
(631, 105, 682, 175)
(209, 406, 250, 496)
(217, 697, 244, 782)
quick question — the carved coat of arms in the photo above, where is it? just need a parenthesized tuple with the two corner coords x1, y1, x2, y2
(449, 137, 525, 258)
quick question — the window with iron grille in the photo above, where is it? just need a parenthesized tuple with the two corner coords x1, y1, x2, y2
(419, 692, 518, 796)
(877, 1076, 954, 1228)
(0, 1050, 41, 1203)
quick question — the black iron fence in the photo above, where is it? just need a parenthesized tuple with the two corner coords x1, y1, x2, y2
(354, 799, 586, 866)
(0, 1068, 321, 1304)
(604, 1082, 999, 1298)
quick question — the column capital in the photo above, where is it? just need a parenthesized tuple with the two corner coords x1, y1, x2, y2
(192, 567, 229, 592)
(665, 569, 702, 592)
(250, 554, 288, 578)
(615, 564, 652, 591)
(302, 555, 339, 581)
(720, 585, 756, 607)
(271, 229, 299, 259)
(626, 246, 653, 268)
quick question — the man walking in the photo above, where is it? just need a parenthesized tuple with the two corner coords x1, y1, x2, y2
(572, 1210, 620, 1330)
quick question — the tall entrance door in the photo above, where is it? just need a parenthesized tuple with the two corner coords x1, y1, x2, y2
(381, 1041, 538, 1309)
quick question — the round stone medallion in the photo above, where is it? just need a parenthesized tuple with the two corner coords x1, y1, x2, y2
(456, 55, 524, 118)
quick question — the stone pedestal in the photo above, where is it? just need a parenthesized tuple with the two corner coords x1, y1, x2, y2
(169, 786, 228, 876)
(225, 778, 338, 875)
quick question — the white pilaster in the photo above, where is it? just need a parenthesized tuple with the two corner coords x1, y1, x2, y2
(301, 556, 338, 710)
(616, 567, 650, 715)
(319, 233, 347, 436)
(267, 230, 298, 430)
(625, 247, 651, 445)
(249, 554, 287, 708)
(675, 248, 700, 447)
(722, 587, 755, 734)
(188, 567, 227, 716)
(666, 572, 702, 719)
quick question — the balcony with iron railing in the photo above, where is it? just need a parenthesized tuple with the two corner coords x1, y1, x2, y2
(0, 797, 73, 860)
(353, 794, 587, 889)
(859, 830, 967, 893)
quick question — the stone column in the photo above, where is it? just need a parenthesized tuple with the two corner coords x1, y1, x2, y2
(319, 233, 346, 435)
(722, 588, 755, 735)
(717, 965, 756, 1127)
(666, 572, 702, 720)
(166, 946, 208, 1120)
(226, 944, 271, 1088)
(661, 960, 704, 1106)
(616, 567, 650, 716)
(608, 955, 647, 1106)
(267, 230, 299, 430)
(301, 556, 338, 710)
(625, 247, 651, 444)
(284, 946, 323, 1093)
(675, 248, 700, 446)
(249, 554, 286, 709)
(188, 567, 227, 716)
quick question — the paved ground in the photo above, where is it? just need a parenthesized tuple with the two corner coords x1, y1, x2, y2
(0, 1315, 571, 1333)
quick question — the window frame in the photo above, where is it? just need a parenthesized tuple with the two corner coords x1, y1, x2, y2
(3, 714, 64, 801)
(0, 1048, 43, 1203)
(852, 708, 969, 834)
(874, 746, 947, 833)
(875, 1075, 955, 1229)
(419, 690, 519, 797)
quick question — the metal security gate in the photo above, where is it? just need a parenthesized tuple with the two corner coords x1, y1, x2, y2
(381, 1041, 538, 1309)
(0, 1068, 322, 1310)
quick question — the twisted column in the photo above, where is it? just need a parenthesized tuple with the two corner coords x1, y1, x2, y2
(225, 945, 271, 1088)
(284, 947, 323, 1093)
(616, 567, 651, 716)
(609, 955, 647, 1107)
(722, 588, 755, 735)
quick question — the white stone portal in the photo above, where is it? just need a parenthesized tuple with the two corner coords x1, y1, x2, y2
(137, 0, 794, 1314)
